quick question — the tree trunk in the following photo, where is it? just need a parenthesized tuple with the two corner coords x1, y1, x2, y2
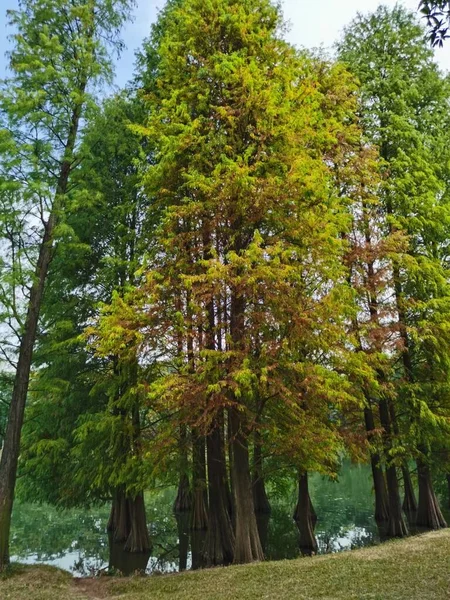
(252, 429, 271, 515)
(108, 488, 129, 542)
(364, 406, 390, 523)
(191, 529, 207, 570)
(108, 488, 151, 553)
(124, 492, 151, 553)
(191, 431, 208, 531)
(387, 401, 417, 516)
(402, 465, 417, 515)
(0, 92, 87, 568)
(416, 459, 447, 530)
(175, 513, 190, 571)
(204, 422, 235, 566)
(293, 472, 318, 556)
(227, 409, 235, 522)
(378, 399, 408, 537)
(447, 474, 450, 510)
(293, 475, 317, 527)
(229, 407, 264, 564)
(174, 471, 191, 514)
(173, 425, 192, 514)
(219, 410, 233, 518)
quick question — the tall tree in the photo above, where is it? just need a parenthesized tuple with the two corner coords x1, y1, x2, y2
(90, 0, 369, 565)
(338, 5, 450, 532)
(18, 93, 153, 555)
(0, 0, 134, 569)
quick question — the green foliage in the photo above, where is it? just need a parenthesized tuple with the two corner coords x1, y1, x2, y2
(19, 93, 153, 506)
(419, 0, 450, 46)
(338, 5, 450, 466)
(87, 0, 373, 479)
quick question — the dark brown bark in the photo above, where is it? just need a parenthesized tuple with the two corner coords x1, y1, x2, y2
(108, 488, 151, 553)
(293, 472, 318, 556)
(175, 513, 190, 571)
(378, 399, 408, 537)
(229, 406, 264, 564)
(401, 465, 417, 515)
(191, 431, 208, 531)
(204, 423, 235, 566)
(191, 529, 207, 570)
(256, 513, 270, 554)
(293, 487, 317, 527)
(252, 429, 271, 515)
(387, 402, 417, 516)
(364, 406, 390, 523)
(173, 425, 192, 514)
(174, 471, 192, 514)
(227, 409, 235, 522)
(110, 488, 129, 542)
(228, 287, 263, 564)
(447, 474, 450, 510)
(416, 460, 447, 530)
(124, 492, 151, 553)
(219, 410, 233, 518)
(0, 93, 86, 569)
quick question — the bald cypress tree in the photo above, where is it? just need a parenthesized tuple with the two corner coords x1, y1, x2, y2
(90, 0, 370, 565)
(0, 0, 134, 569)
(339, 5, 450, 532)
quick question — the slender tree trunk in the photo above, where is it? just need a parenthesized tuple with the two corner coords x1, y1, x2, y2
(186, 283, 207, 531)
(364, 406, 390, 522)
(447, 474, 450, 510)
(252, 428, 271, 515)
(416, 459, 447, 530)
(228, 287, 263, 564)
(0, 96, 86, 569)
(227, 409, 235, 523)
(401, 465, 417, 515)
(378, 399, 408, 537)
(191, 431, 208, 531)
(219, 409, 233, 518)
(293, 472, 318, 556)
(175, 513, 190, 571)
(204, 423, 235, 565)
(173, 424, 192, 514)
(388, 400, 417, 515)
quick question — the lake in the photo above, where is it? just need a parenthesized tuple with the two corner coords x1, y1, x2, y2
(10, 462, 448, 576)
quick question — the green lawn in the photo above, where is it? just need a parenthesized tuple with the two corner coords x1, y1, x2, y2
(1, 530, 450, 600)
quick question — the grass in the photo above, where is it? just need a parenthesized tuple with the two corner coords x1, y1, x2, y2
(1, 530, 450, 599)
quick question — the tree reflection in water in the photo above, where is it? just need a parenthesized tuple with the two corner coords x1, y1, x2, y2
(10, 462, 450, 576)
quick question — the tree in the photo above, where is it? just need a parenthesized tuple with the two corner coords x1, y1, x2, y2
(419, 0, 450, 45)
(0, 0, 134, 570)
(90, 0, 370, 565)
(18, 93, 153, 554)
(338, 5, 450, 532)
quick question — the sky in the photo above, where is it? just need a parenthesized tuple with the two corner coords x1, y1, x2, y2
(0, 0, 449, 87)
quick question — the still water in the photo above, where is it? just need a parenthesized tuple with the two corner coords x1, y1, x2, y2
(10, 462, 444, 577)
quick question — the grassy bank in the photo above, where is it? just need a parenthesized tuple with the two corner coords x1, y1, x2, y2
(1, 530, 449, 600)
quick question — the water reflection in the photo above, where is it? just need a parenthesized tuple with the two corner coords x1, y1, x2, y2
(108, 533, 151, 575)
(10, 462, 450, 577)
